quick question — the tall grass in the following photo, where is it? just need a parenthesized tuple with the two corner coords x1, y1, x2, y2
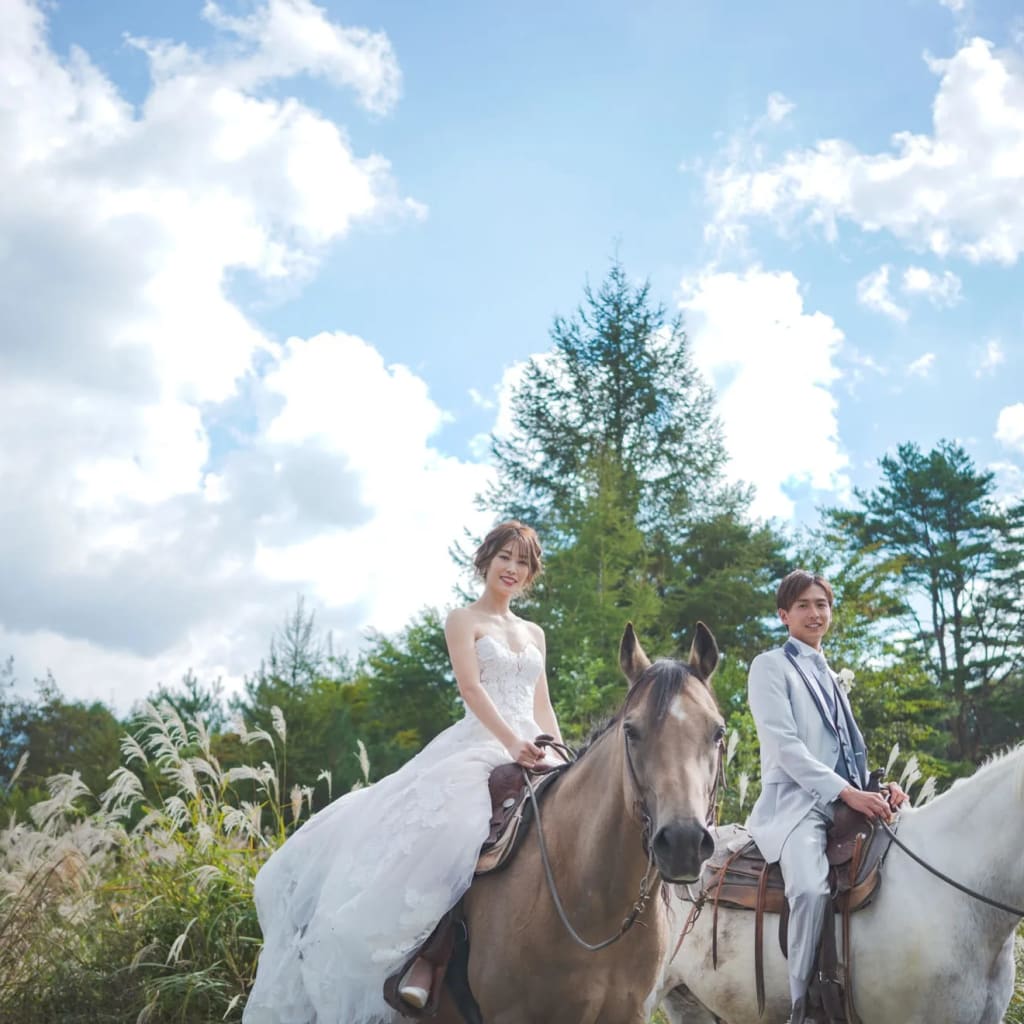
(0, 701, 345, 1023)
(2, 713, 1020, 1022)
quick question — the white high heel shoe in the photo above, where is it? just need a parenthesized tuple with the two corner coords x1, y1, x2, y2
(398, 964, 430, 1009)
(398, 983, 429, 1009)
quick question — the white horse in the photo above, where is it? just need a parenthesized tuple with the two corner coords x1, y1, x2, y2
(655, 746, 1024, 1024)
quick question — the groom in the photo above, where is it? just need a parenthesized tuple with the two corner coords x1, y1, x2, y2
(746, 570, 907, 1024)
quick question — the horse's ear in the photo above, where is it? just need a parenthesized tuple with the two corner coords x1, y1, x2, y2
(687, 621, 719, 687)
(620, 622, 651, 688)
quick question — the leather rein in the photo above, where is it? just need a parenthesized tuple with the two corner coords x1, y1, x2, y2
(880, 820, 1024, 917)
(522, 732, 724, 953)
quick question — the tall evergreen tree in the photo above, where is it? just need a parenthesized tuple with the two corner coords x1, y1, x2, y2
(826, 440, 1024, 761)
(489, 259, 732, 537)
(485, 260, 787, 720)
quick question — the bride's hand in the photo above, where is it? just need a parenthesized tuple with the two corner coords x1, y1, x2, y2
(506, 737, 544, 768)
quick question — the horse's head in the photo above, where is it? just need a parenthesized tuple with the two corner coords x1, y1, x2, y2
(618, 622, 723, 884)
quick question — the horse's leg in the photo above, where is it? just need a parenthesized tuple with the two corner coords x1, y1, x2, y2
(979, 931, 1016, 1024)
(662, 984, 721, 1024)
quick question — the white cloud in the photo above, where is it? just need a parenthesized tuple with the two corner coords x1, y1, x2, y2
(901, 266, 963, 306)
(198, 0, 402, 116)
(467, 360, 531, 462)
(975, 338, 1006, 377)
(706, 39, 1024, 264)
(253, 331, 493, 630)
(906, 353, 937, 377)
(857, 265, 909, 321)
(847, 350, 888, 377)
(989, 460, 1024, 502)
(764, 92, 795, 125)
(939, 0, 968, 13)
(0, 0, 491, 708)
(679, 268, 850, 520)
(842, 349, 888, 396)
(468, 387, 495, 410)
(995, 403, 1024, 451)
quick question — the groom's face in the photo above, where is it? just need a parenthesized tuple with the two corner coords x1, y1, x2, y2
(779, 583, 833, 650)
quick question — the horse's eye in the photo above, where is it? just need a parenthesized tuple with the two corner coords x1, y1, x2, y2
(713, 725, 726, 745)
(623, 721, 640, 741)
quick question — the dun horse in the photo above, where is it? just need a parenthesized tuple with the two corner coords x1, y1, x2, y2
(656, 744, 1024, 1024)
(431, 622, 725, 1024)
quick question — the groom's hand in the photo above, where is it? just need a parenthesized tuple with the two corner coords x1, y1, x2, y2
(839, 786, 892, 822)
(883, 781, 909, 810)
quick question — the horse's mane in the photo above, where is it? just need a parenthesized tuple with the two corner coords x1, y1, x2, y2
(624, 659, 702, 721)
(566, 659, 700, 770)
(926, 742, 1024, 808)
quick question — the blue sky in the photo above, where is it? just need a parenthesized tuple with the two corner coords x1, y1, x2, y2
(2, 0, 1022, 706)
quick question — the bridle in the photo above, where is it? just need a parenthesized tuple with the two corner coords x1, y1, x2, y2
(623, 724, 725, 845)
(524, 717, 725, 953)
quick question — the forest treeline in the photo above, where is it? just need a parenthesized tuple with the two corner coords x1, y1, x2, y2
(4, 261, 1023, 821)
(1, 261, 1023, 1021)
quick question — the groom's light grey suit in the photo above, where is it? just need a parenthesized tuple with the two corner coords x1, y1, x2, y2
(745, 637, 869, 1008)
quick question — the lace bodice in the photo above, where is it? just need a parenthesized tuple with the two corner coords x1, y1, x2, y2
(470, 634, 543, 729)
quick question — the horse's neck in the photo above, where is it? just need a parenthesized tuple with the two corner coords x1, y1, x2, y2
(894, 751, 1024, 934)
(548, 731, 655, 913)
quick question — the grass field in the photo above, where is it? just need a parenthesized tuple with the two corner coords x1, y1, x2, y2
(2, 705, 1021, 1022)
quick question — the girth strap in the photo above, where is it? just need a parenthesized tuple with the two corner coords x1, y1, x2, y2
(778, 897, 789, 959)
(816, 903, 843, 1022)
(754, 863, 770, 1016)
(711, 845, 746, 969)
(839, 831, 867, 1024)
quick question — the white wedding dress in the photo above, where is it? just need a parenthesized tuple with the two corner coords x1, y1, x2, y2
(243, 635, 545, 1024)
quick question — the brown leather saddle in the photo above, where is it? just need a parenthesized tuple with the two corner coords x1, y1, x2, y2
(383, 741, 572, 1019)
(678, 807, 893, 1024)
(475, 755, 567, 874)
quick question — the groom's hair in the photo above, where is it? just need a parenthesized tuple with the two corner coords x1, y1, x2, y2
(776, 570, 834, 611)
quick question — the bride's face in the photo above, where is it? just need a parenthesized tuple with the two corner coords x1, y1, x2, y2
(484, 544, 533, 596)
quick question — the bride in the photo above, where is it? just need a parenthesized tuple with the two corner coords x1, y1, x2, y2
(243, 521, 564, 1023)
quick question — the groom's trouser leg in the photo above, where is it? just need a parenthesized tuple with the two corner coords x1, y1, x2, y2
(778, 809, 830, 1008)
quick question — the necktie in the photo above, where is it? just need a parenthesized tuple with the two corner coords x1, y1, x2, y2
(811, 653, 837, 719)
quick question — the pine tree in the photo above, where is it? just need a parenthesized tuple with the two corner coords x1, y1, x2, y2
(826, 440, 1024, 761)
(484, 260, 787, 721)
(488, 259, 729, 538)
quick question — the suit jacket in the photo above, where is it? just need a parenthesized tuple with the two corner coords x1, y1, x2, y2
(745, 641, 869, 863)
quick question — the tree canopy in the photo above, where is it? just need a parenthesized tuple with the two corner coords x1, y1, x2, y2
(825, 440, 1024, 762)
(484, 260, 787, 719)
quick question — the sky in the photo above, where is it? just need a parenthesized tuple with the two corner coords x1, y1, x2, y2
(2, 0, 1022, 709)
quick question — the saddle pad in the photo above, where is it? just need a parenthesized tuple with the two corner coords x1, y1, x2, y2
(475, 764, 563, 875)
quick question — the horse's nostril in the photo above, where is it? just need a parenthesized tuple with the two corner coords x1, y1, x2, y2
(652, 820, 715, 878)
(699, 828, 715, 861)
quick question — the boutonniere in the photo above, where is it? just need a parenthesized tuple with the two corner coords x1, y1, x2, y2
(837, 668, 855, 694)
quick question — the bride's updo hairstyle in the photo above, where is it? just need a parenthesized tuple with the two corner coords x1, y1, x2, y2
(473, 520, 543, 587)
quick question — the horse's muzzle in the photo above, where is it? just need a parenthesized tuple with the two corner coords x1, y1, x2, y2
(651, 818, 715, 883)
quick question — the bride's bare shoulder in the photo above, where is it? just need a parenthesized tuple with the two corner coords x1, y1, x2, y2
(519, 618, 545, 650)
(445, 604, 485, 637)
